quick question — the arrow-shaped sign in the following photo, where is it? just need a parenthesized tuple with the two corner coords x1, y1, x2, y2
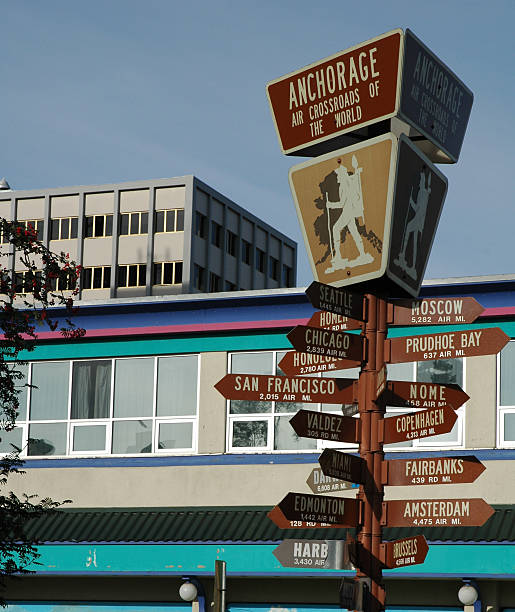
(306, 467, 356, 494)
(319, 448, 365, 485)
(382, 455, 486, 486)
(390, 297, 484, 326)
(383, 498, 495, 527)
(387, 327, 510, 364)
(305, 281, 366, 321)
(381, 535, 429, 569)
(267, 506, 342, 530)
(290, 409, 360, 444)
(278, 351, 360, 376)
(379, 380, 469, 410)
(214, 374, 356, 404)
(307, 310, 362, 332)
(287, 325, 364, 362)
(273, 539, 354, 570)
(383, 406, 457, 444)
(278, 492, 360, 527)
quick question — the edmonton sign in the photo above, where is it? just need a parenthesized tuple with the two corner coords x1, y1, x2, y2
(287, 325, 364, 361)
(383, 406, 457, 444)
(383, 498, 495, 527)
(278, 492, 360, 526)
(290, 409, 360, 444)
(382, 455, 485, 486)
(378, 380, 469, 409)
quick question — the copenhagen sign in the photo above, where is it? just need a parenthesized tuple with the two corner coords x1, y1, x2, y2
(383, 405, 457, 444)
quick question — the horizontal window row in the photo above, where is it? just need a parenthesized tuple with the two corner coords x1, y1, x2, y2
(81, 262, 183, 290)
(498, 340, 515, 446)
(0, 220, 45, 244)
(87, 210, 185, 238)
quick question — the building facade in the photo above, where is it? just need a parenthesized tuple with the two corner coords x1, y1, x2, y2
(0, 176, 297, 299)
(3, 275, 515, 612)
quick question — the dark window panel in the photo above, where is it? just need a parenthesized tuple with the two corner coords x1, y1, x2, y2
(105, 215, 113, 237)
(103, 266, 111, 288)
(128, 265, 138, 287)
(85, 217, 94, 238)
(130, 213, 139, 235)
(82, 268, 92, 289)
(93, 267, 103, 289)
(71, 217, 78, 239)
(138, 264, 146, 286)
(166, 210, 176, 232)
(155, 211, 165, 233)
(140, 212, 148, 234)
(176, 209, 184, 231)
(117, 265, 127, 287)
(61, 218, 70, 240)
(51, 219, 60, 240)
(120, 214, 129, 236)
(175, 262, 183, 284)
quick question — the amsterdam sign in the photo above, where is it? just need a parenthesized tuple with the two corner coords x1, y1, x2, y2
(382, 455, 486, 486)
(278, 492, 360, 526)
(273, 539, 354, 570)
(390, 297, 484, 326)
(278, 351, 360, 376)
(387, 327, 510, 363)
(306, 467, 356, 494)
(214, 373, 356, 404)
(290, 409, 360, 444)
(381, 535, 429, 569)
(287, 325, 364, 361)
(307, 310, 362, 332)
(378, 380, 469, 410)
(305, 281, 366, 321)
(319, 448, 365, 484)
(383, 406, 457, 444)
(383, 498, 495, 527)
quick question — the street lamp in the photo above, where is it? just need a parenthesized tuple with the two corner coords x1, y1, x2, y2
(458, 580, 480, 610)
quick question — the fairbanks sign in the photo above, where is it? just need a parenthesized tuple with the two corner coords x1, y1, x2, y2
(382, 455, 485, 486)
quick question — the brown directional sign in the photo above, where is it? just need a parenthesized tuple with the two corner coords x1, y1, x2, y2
(305, 281, 366, 322)
(287, 325, 364, 362)
(278, 351, 360, 376)
(267, 506, 343, 530)
(306, 467, 356, 494)
(273, 539, 353, 570)
(307, 311, 362, 332)
(214, 374, 356, 404)
(266, 30, 402, 156)
(391, 297, 484, 326)
(382, 455, 486, 486)
(379, 381, 469, 410)
(278, 492, 360, 526)
(383, 498, 495, 527)
(381, 535, 429, 569)
(387, 327, 510, 363)
(383, 405, 457, 444)
(319, 448, 365, 484)
(290, 409, 360, 444)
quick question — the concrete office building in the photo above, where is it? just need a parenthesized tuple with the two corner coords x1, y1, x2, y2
(2, 274, 515, 612)
(0, 176, 297, 299)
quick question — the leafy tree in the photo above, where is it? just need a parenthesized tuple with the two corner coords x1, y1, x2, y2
(0, 217, 83, 599)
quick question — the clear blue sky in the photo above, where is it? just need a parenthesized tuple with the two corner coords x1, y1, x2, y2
(3, 0, 514, 285)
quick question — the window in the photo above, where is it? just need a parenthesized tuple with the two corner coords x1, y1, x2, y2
(269, 256, 279, 281)
(85, 214, 113, 238)
(209, 272, 221, 292)
(498, 341, 515, 446)
(226, 352, 465, 453)
(119, 212, 148, 236)
(226, 230, 238, 257)
(117, 264, 146, 288)
(153, 261, 183, 286)
(155, 209, 184, 233)
(242, 240, 252, 265)
(50, 217, 78, 240)
(282, 264, 293, 287)
(211, 221, 222, 248)
(225, 280, 237, 291)
(18, 219, 44, 241)
(82, 266, 111, 290)
(14, 270, 42, 294)
(255, 248, 265, 273)
(10, 355, 199, 457)
(194, 265, 205, 291)
(195, 212, 207, 238)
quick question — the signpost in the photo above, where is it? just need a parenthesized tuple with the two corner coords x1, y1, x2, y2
(381, 535, 429, 569)
(383, 406, 457, 444)
(273, 539, 354, 570)
(278, 492, 360, 526)
(319, 448, 365, 484)
(383, 498, 495, 527)
(287, 325, 364, 361)
(307, 310, 362, 332)
(390, 297, 484, 326)
(378, 380, 469, 409)
(305, 281, 366, 321)
(387, 327, 510, 363)
(382, 455, 486, 486)
(267, 506, 343, 530)
(278, 350, 361, 376)
(306, 467, 356, 494)
(289, 409, 360, 444)
(215, 373, 356, 404)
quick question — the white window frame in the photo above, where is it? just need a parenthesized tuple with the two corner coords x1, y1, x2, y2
(497, 341, 515, 448)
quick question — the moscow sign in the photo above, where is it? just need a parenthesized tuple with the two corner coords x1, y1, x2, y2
(390, 296, 484, 326)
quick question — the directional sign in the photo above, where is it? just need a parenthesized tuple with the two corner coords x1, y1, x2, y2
(278, 492, 360, 526)
(273, 539, 353, 570)
(387, 327, 510, 364)
(307, 311, 362, 332)
(379, 381, 469, 410)
(390, 297, 484, 326)
(399, 29, 474, 163)
(305, 281, 366, 321)
(319, 448, 365, 484)
(290, 409, 360, 444)
(267, 506, 342, 530)
(214, 374, 356, 404)
(381, 535, 429, 569)
(267, 30, 402, 156)
(306, 467, 356, 494)
(383, 498, 495, 527)
(278, 351, 360, 376)
(383, 405, 457, 444)
(382, 455, 486, 486)
(287, 325, 364, 362)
